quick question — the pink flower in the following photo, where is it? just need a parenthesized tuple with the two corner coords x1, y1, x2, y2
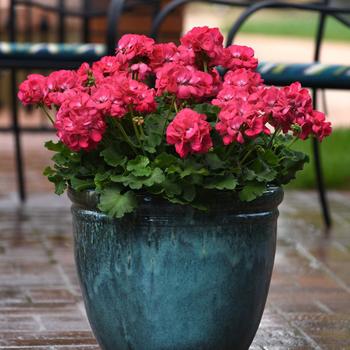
(76, 62, 91, 85)
(47, 70, 77, 92)
(296, 110, 332, 141)
(223, 68, 263, 92)
(180, 26, 225, 67)
(215, 97, 269, 145)
(46, 70, 78, 106)
(150, 43, 179, 71)
(91, 84, 114, 114)
(216, 111, 245, 144)
(17, 74, 47, 105)
(223, 45, 258, 70)
(177, 44, 196, 66)
(156, 63, 214, 100)
(212, 86, 249, 110)
(259, 86, 281, 113)
(281, 82, 313, 117)
(166, 108, 213, 158)
(126, 79, 156, 113)
(130, 62, 152, 80)
(91, 76, 156, 118)
(245, 115, 269, 137)
(209, 68, 223, 98)
(55, 92, 105, 151)
(310, 111, 332, 141)
(262, 82, 313, 133)
(116, 34, 155, 62)
(92, 56, 124, 82)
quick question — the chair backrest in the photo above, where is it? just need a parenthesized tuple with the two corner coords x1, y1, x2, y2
(8, 0, 119, 44)
(225, 0, 350, 47)
(150, 0, 255, 40)
(329, 0, 350, 24)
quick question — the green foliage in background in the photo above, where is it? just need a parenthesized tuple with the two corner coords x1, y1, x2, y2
(228, 11, 350, 41)
(288, 129, 350, 189)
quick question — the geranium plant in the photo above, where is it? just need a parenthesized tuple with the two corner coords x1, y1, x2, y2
(18, 27, 331, 218)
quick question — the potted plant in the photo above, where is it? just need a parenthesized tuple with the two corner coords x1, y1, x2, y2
(18, 26, 331, 350)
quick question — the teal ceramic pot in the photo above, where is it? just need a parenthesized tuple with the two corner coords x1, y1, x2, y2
(69, 187, 283, 350)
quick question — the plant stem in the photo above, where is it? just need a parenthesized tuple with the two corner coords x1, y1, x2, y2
(240, 147, 255, 165)
(116, 121, 138, 155)
(132, 120, 146, 154)
(174, 100, 178, 113)
(203, 61, 208, 73)
(224, 143, 235, 160)
(287, 136, 299, 149)
(139, 124, 145, 139)
(161, 95, 177, 137)
(268, 127, 280, 148)
(40, 105, 54, 125)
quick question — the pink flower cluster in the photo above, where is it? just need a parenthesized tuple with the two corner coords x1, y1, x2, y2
(166, 108, 212, 158)
(18, 26, 331, 155)
(55, 92, 105, 151)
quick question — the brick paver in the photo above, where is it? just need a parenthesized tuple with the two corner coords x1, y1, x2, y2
(1, 133, 350, 349)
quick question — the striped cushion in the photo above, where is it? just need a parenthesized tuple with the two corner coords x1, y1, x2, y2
(0, 42, 107, 62)
(0, 43, 349, 89)
(258, 62, 350, 89)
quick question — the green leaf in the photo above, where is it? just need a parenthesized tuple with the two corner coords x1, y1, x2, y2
(101, 146, 127, 167)
(52, 153, 68, 166)
(143, 132, 163, 154)
(98, 187, 137, 218)
(242, 168, 256, 181)
(163, 179, 182, 197)
(127, 156, 151, 176)
(43, 166, 67, 195)
(193, 103, 220, 118)
(261, 150, 279, 166)
(183, 183, 196, 202)
(143, 114, 164, 153)
(44, 140, 65, 152)
(180, 161, 209, 178)
(53, 179, 67, 195)
(111, 168, 165, 190)
(94, 171, 112, 191)
(250, 159, 277, 182)
(110, 174, 142, 190)
(43, 166, 55, 176)
(239, 182, 265, 202)
(167, 164, 183, 175)
(70, 176, 94, 191)
(205, 174, 238, 190)
(205, 153, 226, 170)
(143, 168, 165, 187)
(154, 153, 179, 169)
(166, 196, 187, 205)
(277, 148, 309, 185)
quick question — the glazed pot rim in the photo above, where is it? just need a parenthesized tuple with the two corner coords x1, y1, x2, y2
(68, 186, 284, 214)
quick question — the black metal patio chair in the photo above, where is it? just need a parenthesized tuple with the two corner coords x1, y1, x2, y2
(150, 0, 350, 228)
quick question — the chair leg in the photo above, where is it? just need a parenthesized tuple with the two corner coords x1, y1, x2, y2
(312, 138, 331, 228)
(10, 69, 26, 202)
(312, 89, 331, 228)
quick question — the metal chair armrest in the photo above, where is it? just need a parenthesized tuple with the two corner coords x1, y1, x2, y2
(106, 0, 126, 55)
(150, 0, 251, 40)
(226, 0, 350, 46)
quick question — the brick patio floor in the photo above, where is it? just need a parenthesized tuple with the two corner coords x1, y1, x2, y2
(0, 135, 350, 349)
